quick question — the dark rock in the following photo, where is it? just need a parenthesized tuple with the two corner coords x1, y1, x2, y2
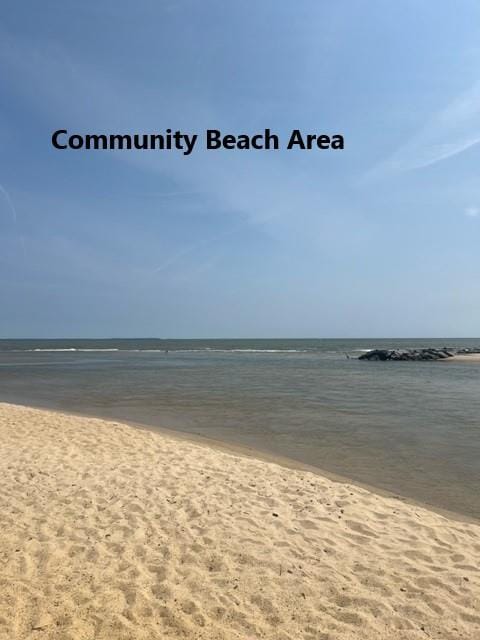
(358, 348, 459, 362)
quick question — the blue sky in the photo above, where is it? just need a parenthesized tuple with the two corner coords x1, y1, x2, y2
(1, 1, 479, 338)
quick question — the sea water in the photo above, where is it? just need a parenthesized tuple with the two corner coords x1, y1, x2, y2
(0, 338, 479, 518)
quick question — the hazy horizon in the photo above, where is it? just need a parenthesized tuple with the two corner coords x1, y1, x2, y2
(1, 335, 479, 341)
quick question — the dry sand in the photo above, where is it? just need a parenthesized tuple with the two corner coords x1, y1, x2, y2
(446, 354, 480, 363)
(0, 403, 479, 640)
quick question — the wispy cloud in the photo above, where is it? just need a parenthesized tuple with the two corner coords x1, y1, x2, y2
(465, 206, 479, 218)
(0, 183, 18, 223)
(367, 81, 480, 178)
(152, 211, 280, 275)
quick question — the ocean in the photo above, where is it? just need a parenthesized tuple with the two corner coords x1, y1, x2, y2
(0, 338, 479, 519)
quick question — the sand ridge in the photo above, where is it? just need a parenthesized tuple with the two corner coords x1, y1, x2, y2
(445, 354, 480, 362)
(0, 403, 479, 639)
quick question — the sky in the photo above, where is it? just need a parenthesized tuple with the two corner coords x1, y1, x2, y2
(0, 0, 479, 338)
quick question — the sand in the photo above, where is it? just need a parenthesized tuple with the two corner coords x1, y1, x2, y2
(0, 403, 479, 640)
(446, 354, 480, 362)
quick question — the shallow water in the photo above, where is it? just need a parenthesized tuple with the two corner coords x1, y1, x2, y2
(1, 338, 479, 518)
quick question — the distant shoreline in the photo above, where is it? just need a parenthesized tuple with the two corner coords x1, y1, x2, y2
(444, 353, 480, 362)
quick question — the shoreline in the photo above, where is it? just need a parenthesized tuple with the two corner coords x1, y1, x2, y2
(3, 400, 478, 526)
(443, 353, 480, 362)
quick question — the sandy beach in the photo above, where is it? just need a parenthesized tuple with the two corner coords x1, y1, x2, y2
(446, 354, 480, 362)
(0, 403, 479, 640)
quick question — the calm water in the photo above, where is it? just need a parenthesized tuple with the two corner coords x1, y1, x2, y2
(1, 338, 479, 518)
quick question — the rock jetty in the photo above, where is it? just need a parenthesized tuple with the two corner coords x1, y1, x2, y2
(359, 348, 454, 361)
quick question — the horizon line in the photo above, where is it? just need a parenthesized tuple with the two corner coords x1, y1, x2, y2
(1, 336, 479, 341)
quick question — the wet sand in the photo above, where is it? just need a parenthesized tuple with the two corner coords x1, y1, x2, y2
(1, 402, 479, 639)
